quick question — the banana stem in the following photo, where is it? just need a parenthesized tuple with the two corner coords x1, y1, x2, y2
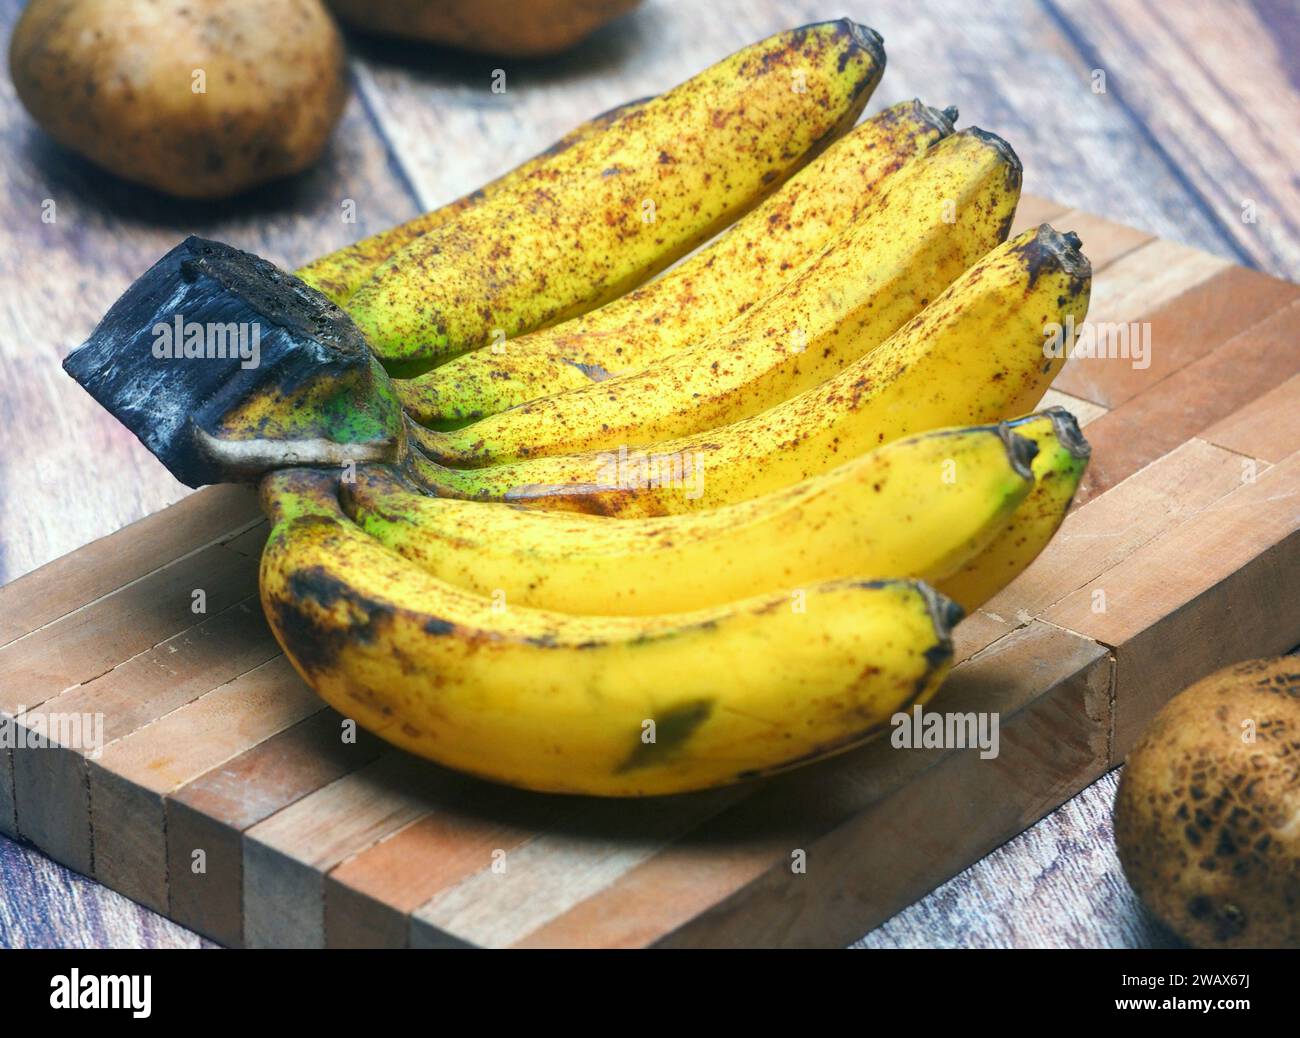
(63, 237, 405, 488)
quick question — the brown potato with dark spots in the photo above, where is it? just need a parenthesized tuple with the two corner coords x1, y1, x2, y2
(1114, 657, 1300, 948)
(330, 0, 640, 58)
(10, 0, 347, 198)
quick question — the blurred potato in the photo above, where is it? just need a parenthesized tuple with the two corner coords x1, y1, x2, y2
(10, 0, 349, 198)
(329, 0, 641, 57)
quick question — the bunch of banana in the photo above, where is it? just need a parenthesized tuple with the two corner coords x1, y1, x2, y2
(407, 223, 1090, 514)
(342, 422, 1038, 616)
(341, 19, 887, 376)
(394, 99, 957, 427)
(261, 467, 960, 796)
(259, 405, 1086, 795)
(407, 127, 1022, 465)
(67, 22, 1096, 798)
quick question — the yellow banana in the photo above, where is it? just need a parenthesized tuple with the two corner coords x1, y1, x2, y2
(294, 97, 651, 307)
(346, 20, 886, 374)
(258, 468, 959, 796)
(408, 128, 1021, 466)
(341, 423, 1035, 616)
(936, 408, 1090, 611)
(394, 99, 957, 427)
(408, 224, 1091, 515)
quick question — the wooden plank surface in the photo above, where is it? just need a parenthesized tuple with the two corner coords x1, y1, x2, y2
(10, 595, 278, 870)
(1074, 297, 1300, 503)
(242, 753, 458, 949)
(7, 363, 1291, 945)
(167, 709, 387, 947)
(1043, 450, 1300, 755)
(1, 0, 1297, 949)
(1048, 0, 1300, 277)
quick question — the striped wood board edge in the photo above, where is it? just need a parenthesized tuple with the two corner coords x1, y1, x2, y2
(0, 197, 1297, 947)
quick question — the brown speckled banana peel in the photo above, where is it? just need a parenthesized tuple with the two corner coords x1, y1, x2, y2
(346, 20, 886, 374)
(409, 127, 1020, 466)
(394, 99, 956, 426)
(935, 408, 1090, 612)
(343, 423, 1034, 615)
(293, 96, 651, 307)
(258, 468, 959, 796)
(410, 224, 1091, 515)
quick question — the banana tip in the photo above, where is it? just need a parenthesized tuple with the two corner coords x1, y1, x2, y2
(1042, 406, 1092, 460)
(845, 20, 885, 64)
(1037, 224, 1092, 280)
(966, 126, 1022, 176)
(998, 424, 1040, 480)
(917, 581, 964, 639)
(917, 100, 958, 136)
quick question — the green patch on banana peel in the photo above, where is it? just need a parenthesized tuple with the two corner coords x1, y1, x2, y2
(615, 700, 715, 773)
(206, 351, 405, 473)
(261, 468, 348, 526)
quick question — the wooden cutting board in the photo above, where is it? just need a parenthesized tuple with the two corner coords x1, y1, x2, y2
(1, 196, 1297, 948)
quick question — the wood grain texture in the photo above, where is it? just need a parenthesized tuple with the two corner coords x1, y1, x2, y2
(168, 708, 386, 947)
(1044, 449, 1300, 755)
(0, 0, 1296, 949)
(91, 656, 323, 913)
(1048, 0, 1300, 278)
(0, 540, 262, 841)
(1073, 295, 1300, 504)
(0, 835, 213, 949)
(1201, 373, 1300, 463)
(325, 777, 570, 948)
(855, 768, 1184, 948)
(412, 787, 744, 949)
(242, 754, 455, 948)
(10, 595, 278, 872)
(953, 437, 1256, 663)
(0, 485, 260, 648)
(0, 545, 260, 719)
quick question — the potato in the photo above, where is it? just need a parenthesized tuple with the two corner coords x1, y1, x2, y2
(329, 0, 641, 57)
(10, 0, 348, 198)
(1114, 657, 1300, 948)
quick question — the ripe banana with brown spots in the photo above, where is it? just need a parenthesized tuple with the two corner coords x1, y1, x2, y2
(394, 99, 957, 427)
(341, 423, 1035, 615)
(409, 127, 1022, 466)
(294, 96, 651, 307)
(407, 224, 1091, 514)
(935, 408, 1091, 611)
(345, 20, 886, 375)
(258, 467, 960, 796)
